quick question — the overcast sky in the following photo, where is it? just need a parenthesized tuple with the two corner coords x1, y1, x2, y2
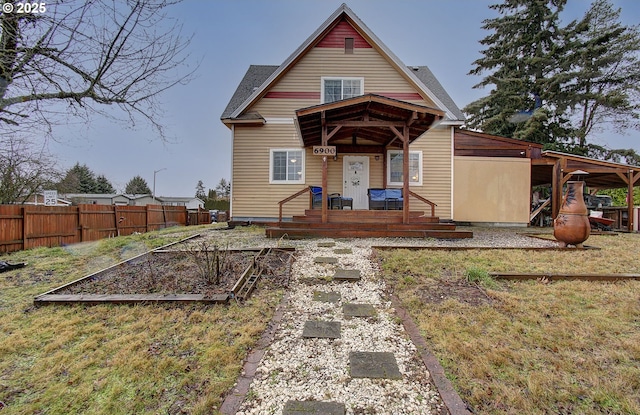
(46, 0, 640, 197)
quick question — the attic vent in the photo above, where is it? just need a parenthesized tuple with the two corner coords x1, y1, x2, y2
(345, 37, 354, 54)
(412, 66, 419, 71)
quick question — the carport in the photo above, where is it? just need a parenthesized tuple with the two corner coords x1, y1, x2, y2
(532, 151, 640, 231)
(453, 129, 640, 230)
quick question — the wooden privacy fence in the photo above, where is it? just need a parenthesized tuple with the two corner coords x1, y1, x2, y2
(0, 204, 210, 253)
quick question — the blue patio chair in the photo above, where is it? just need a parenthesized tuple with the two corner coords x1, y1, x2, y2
(368, 188, 386, 210)
(384, 188, 403, 210)
(367, 188, 403, 210)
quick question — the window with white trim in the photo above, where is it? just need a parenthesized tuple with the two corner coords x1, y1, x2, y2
(387, 150, 422, 186)
(321, 77, 364, 103)
(270, 149, 304, 184)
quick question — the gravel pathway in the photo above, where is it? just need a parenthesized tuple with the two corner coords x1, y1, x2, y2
(207, 227, 560, 415)
(236, 242, 444, 415)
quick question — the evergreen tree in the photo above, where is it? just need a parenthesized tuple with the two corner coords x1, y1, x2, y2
(95, 175, 115, 193)
(195, 180, 206, 199)
(215, 178, 230, 199)
(465, 0, 568, 145)
(58, 163, 98, 193)
(125, 175, 151, 194)
(557, 0, 640, 153)
(465, 0, 640, 160)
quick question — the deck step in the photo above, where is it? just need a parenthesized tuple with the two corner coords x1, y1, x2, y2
(276, 222, 457, 231)
(291, 216, 440, 224)
(293, 210, 439, 224)
(265, 227, 473, 239)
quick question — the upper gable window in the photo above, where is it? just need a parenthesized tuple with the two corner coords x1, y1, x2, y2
(321, 77, 364, 103)
(345, 38, 354, 54)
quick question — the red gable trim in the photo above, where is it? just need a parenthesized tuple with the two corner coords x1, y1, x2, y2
(316, 19, 372, 48)
(264, 91, 321, 99)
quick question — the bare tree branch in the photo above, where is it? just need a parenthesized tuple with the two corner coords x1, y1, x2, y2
(0, 0, 196, 139)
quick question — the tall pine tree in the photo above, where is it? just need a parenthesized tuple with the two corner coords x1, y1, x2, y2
(95, 175, 115, 193)
(465, 0, 640, 160)
(556, 0, 640, 157)
(125, 175, 151, 194)
(465, 0, 569, 144)
(58, 163, 98, 193)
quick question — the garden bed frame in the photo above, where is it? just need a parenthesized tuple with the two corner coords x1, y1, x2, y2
(34, 235, 295, 306)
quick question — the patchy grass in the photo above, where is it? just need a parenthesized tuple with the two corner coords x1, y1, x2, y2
(379, 232, 640, 415)
(0, 224, 282, 415)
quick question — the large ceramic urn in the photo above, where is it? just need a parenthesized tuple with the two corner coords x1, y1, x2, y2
(554, 181, 590, 247)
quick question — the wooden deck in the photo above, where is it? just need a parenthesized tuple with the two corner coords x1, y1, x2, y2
(265, 210, 473, 239)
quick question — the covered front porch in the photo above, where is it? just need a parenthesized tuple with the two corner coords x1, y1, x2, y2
(266, 94, 472, 239)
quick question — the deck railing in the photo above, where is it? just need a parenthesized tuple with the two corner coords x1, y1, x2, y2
(277, 188, 437, 221)
(408, 190, 437, 217)
(278, 187, 310, 223)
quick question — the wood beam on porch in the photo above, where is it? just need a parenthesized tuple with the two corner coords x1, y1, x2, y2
(328, 121, 407, 128)
(402, 124, 410, 224)
(321, 111, 328, 224)
(336, 145, 384, 154)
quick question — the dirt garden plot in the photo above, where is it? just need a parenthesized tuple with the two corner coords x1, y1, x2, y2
(34, 243, 295, 305)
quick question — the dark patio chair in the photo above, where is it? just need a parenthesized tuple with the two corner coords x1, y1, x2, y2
(310, 186, 352, 209)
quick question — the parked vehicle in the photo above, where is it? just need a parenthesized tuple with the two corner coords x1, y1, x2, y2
(584, 194, 613, 210)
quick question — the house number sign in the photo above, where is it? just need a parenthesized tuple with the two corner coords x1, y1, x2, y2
(313, 146, 336, 156)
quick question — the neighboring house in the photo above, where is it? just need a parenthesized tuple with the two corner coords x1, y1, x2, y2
(158, 197, 205, 210)
(56, 194, 203, 208)
(62, 193, 123, 206)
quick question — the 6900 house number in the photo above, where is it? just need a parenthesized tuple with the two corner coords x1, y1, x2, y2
(312, 146, 337, 156)
(2, 2, 47, 14)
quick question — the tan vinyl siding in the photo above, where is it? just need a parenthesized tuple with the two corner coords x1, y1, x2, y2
(454, 157, 530, 224)
(406, 125, 453, 219)
(232, 123, 388, 219)
(232, 46, 451, 220)
(252, 48, 435, 117)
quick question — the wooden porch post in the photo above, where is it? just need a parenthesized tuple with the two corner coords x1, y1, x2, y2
(628, 170, 635, 232)
(551, 159, 563, 219)
(402, 125, 410, 224)
(321, 111, 328, 224)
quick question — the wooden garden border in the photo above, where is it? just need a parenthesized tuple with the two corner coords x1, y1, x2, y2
(34, 238, 295, 306)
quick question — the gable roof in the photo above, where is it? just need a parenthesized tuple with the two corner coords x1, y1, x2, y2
(296, 93, 445, 148)
(221, 65, 279, 119)
(221, 4, 464, 123)
(410, 66, 465, 121)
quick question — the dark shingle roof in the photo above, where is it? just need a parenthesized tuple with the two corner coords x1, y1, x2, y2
(408, 66, 465, 121)
(221, 64, 465, 122)
(221, 65, 279, 119)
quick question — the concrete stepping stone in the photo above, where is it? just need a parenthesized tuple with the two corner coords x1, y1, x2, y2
(314, 256, 338, 264)
(349, 351, 402, 379)
(343, 303, 376, 318)
(333, 248, 352, 254)
(302, 321, 341, 339)
(313, 291, 341, 303)
(333, 268, 361, 281)
(283, 400, 345, 415)
(317, 242, 336, 248)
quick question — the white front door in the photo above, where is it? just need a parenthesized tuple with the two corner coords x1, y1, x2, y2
(343, 156, 369, 209)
